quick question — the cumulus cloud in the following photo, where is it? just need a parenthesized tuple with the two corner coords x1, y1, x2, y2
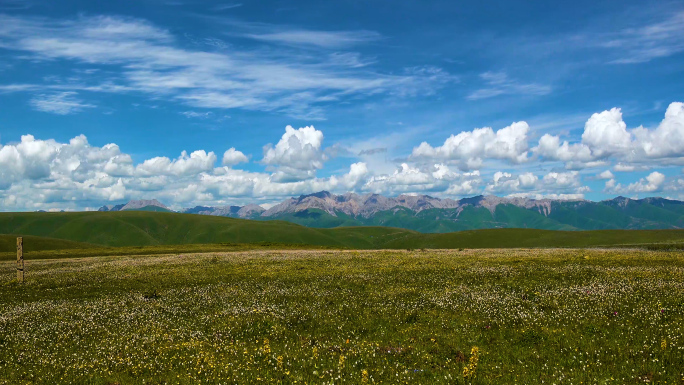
(411, 121, 530, 170)
(0, 130, 372, 210)
(4, 102, 684, 211)
(542, 171, 582, 189)
(136, 150, 217, 176)
(507, 193, 586, 200)
(605, 171, 666, 194)
(486, 172, 536, 194)
(534, 102, 684, 168)
(597, 170, 614, 179)
(222, 148, 248, 166)
(0, 134, 134, 205)
(263, 125, 327, 181)
(363, 163, 477, 196)
(485, 170, 584, 197)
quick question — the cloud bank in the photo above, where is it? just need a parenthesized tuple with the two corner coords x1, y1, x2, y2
(2, 101, 684, 211)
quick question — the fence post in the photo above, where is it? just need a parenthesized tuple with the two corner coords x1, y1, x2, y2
(17, 237, 23, 283)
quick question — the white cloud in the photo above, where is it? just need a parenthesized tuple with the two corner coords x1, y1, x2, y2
(180, 111, 212, 119)
(606, 11, 684, 64)
(605, 171, 666, 194)
(136, 150, 217, 177)
(0, 14, 449, 119)
(507, 193, 585, 200)
(411, 121, 530, 170)
(485, 170, 584, 196)
(222, 148, 248, 166)
(468, 72, 551, 100)
(581, 108, 632, 157)
(445, 179, 481, 196)
(535, 133, 593, 162)
(542, 171, 581, 188)
(29, 92, 95, 115)
(633, 102, 684, 158)
(338, 162, 369, 189)
(534, 102, 684, 169)
(0, 134, 136, 206)
(244, 29, 382, 49)
(363, 163, 473, 196)
(263, 125, 326, 181)
(4, 99, 684, 211)
(597, 170, 614, 179)
(614, 163, 638, 172)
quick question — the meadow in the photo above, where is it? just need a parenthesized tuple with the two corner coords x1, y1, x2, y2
(3, 211, 684, 251)
(1, 248, 683, 384)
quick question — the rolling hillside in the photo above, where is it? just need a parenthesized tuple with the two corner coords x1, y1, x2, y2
(0, 211, 413, 249)
(1, 211, 684, 255)
(0, 234, 96, 252)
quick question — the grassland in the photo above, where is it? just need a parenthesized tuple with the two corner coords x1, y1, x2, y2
(2, 211, 684, 254)
(1, 249, 682, 384)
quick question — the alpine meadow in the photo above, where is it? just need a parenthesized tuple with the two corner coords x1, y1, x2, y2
(2, 0, 684, 384)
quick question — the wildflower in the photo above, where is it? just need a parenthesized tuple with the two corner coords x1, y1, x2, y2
(338, 354, 346, 370)
(361, 369, 369, 384)
(661, 339, 667, 350)
(462, 346, 479, 379)
(277, 355, 283, 370)
(263, 339, 271, 355)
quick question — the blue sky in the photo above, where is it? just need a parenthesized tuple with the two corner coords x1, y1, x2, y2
(1, 0, 684, 210)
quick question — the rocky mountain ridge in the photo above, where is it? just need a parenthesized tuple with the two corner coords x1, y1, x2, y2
(93, 193, 684, 232)
(98, 199, 169, 212)
(261, 191, 562, 218)
(98, 193, 667, 219)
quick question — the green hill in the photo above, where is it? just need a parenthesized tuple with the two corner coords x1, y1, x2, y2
(1, 211, 684, 255)
(0, 234, 96, 252)
(0, 211, 413, 249)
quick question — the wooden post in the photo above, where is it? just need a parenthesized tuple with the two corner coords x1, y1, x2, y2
(17, 237, 23, 283)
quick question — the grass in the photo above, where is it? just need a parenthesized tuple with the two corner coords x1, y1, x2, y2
(2, 211, 684, 252)
(0, 211, 414, 248)
(1, 248, 683, 384)
(0, 234, 96, 253)
(0, 242, 337, 261)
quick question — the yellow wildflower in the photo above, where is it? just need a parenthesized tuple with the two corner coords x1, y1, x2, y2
(462, 346, 480, 379)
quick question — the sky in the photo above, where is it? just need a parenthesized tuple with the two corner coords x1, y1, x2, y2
(0, 0, 683, 211)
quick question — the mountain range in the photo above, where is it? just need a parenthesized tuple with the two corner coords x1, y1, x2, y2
(98, 192, 684, 232)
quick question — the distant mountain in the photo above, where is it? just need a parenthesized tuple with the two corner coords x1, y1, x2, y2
(98, 200, 171, 212)
(95, 192, 684, 232)
(255, 191, 684, 232)
(98, 203, 125, 212)
(181, 204, 265, 219)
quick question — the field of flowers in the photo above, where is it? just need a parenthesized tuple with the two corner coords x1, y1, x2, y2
(0, 248, 683, 384)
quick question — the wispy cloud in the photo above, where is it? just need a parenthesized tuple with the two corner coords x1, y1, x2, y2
(244, 30, 382, 49)
(468, 72, 551, 100)
(212, 3, 243, 11)
(30, 92, 95, 115)
(0, 14, 449, 119)
(180, 110, 212, 118)
(217, 18, 383, 49)
(603, 11, 684, 64)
